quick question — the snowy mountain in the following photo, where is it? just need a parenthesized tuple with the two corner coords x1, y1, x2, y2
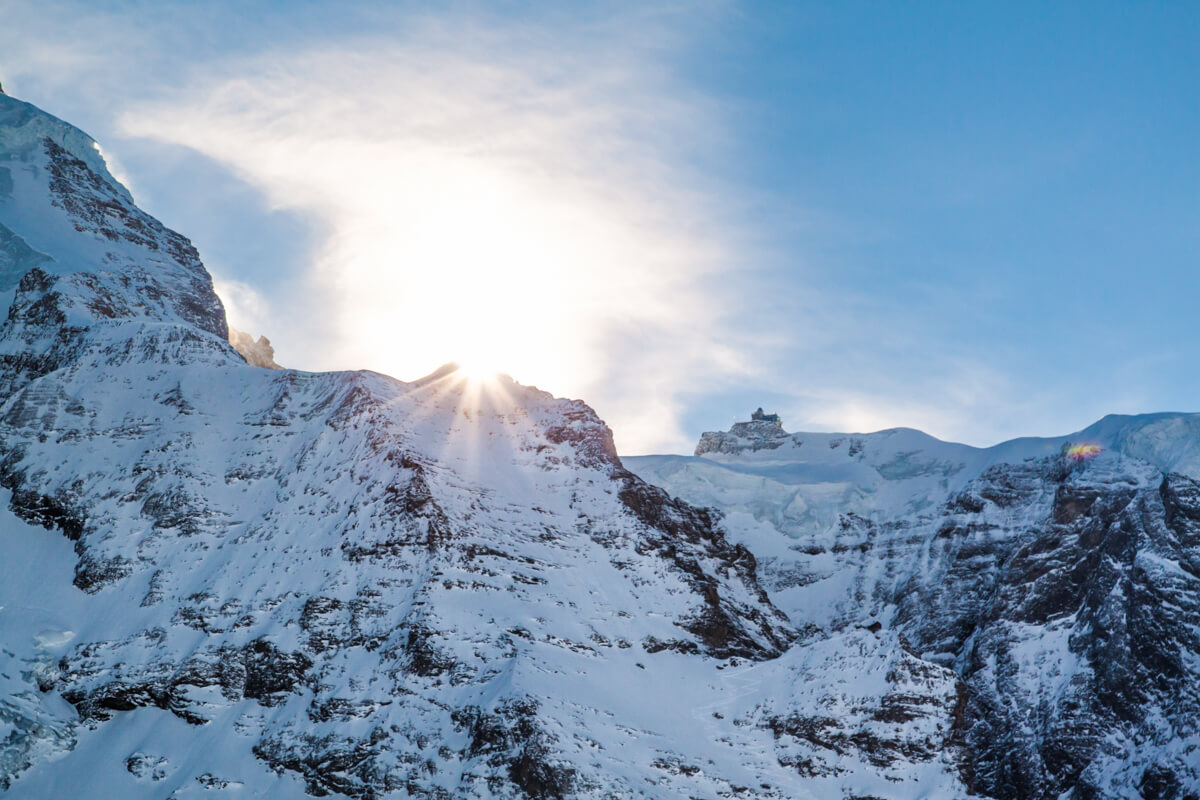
(628, 413, 1200, 798)
(1, 91, 1194, 800)
(0, 93, 978, 799)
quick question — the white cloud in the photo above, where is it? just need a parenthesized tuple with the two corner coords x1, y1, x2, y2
(211, 276, 270, 335)
(115, 16, 758, 453)
(4, 1, 1116, 453)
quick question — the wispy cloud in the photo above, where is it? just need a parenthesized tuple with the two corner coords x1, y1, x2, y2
(3, 1, 1130, 453)
(108, 12, 758, 453)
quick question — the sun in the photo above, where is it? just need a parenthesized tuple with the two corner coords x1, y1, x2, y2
(453, 357, 502, 383)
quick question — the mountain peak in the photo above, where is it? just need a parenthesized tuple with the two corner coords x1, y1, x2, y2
(0, 93, 127, 203)
(0, 95, 811, 799)
(0, 94, 227, 356)
(695, 408, 791, 456)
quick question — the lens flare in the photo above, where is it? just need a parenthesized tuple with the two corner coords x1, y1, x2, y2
(1064, 443, 1102, 461)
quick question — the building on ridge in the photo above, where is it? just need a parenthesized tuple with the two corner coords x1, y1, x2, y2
(750, 407, 782, 427)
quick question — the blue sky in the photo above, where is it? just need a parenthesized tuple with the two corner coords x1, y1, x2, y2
(1, 1, 1197, 453)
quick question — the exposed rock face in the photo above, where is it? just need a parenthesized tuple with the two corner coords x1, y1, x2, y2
(911, 461, 1200, 799)
(695, 419, 791, 455)
(630, 421, 1200, 799)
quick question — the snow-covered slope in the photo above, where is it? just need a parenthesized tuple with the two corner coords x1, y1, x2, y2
(628, 414, 1200, 798)
(8, 89, 1191, 800)
(0, 94, 979, 798)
